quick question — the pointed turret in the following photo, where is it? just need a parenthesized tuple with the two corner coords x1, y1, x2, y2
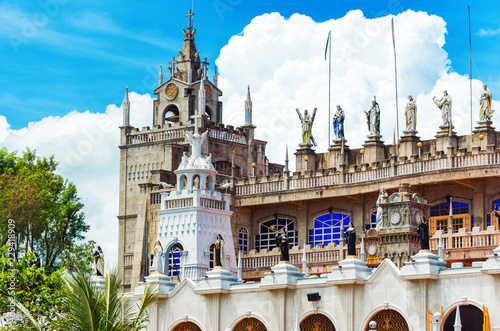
(285, 145, 289, 173)
(175, 10, 202, 83)
(122, 87, 130, 126)
(213, 65, 218, 87)
(244, 85, 253, 125)
(158, 65, 163, 86)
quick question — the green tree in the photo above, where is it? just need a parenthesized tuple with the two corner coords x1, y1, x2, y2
(13, 266, 158, 331)
(0, 247, 68, 330)
(0, 148, 89, 272)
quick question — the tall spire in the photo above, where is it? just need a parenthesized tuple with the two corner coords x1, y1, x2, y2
(285, 145, 289, 173)
(196, 75, 206, 135)
(245, 85, 253, 125)
(122, 87, 130, 126)
(158, 65, 163, 86)
(176, 10, 201, 83)
(213, 65, 218, 87)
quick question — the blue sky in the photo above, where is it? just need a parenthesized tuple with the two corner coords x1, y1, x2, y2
(1, 0, 499, 129)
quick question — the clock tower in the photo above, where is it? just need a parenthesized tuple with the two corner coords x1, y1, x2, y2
(377, 183, 429, 267)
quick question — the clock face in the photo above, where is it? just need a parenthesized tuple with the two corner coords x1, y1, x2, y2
(165, 83, 178, 100)
(368, 244, 377, 256)
(390, 211, 402, 225)
(204, 85, 212, 100)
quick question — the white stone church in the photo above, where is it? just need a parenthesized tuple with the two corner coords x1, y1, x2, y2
(119, 10, 500, 331)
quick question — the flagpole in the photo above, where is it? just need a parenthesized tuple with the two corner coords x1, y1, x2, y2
(468, 6, 473, 133)
(325, 31, 332, 147)
(391, 18, 400, 142)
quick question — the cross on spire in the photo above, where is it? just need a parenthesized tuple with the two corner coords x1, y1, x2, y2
(186, 10, 194, 30)
(201, 58, 210, 78)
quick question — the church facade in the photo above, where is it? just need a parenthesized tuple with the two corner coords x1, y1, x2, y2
(118, 11, 500, 330)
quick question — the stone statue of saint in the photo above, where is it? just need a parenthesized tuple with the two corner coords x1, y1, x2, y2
(433, 90, 452, 127)
(365, 97, 380, 136)
(296, 108, 317, 146)
(275, 228, 290, 262)
(418, 216, 430, 250)
(375, 188, 388, 230)
(214, 234, 225, 268)
(480, 84, 493, 121)
(93, 245, 105, 277)
(332, 105, 345, 140)
(345, 222, 356, 256)
(152, 241, 164, 274)
(405, 95, 417, 132)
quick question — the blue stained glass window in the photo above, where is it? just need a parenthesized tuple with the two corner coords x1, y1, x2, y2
(365, 211, 377, 231)
(168, 244, 183, 277)
(255, 218, 297, 252)
(239, 228, 248, 252)
(492, 198, 500, 211)
(309, 213, 350, 248)
(209, 244, 215, 269)
(430, 201, 469, 217)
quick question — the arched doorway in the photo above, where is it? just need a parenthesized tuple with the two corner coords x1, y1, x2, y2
(172, 321, 201, 331)
(300, 314, 336, 330)
(366, 309, 409, 331)
(443, 305, 483, 331)
(233, 317, 267, 331)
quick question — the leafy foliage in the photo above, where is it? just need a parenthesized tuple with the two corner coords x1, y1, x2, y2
(0, 247, 68, 330)
(14, 266, 158, 331)
(0, 148, 89, 272)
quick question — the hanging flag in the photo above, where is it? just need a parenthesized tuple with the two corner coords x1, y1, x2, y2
(325, 30, 331, 61)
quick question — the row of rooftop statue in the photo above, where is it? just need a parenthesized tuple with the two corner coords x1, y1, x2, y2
(296, 84, 494, 144)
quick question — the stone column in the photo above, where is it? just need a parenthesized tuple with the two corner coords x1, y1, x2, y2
(328, 139, 350, 170)
(473, 121, 496, 152)
(295, 143, 316, 173)
(435, 126, 457, 156)
(399, 131, 420, 160)
(362, 135, 386, 166)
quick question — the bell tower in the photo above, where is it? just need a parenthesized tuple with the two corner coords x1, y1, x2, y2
(156, 102, 236, 279)
(152, 10, 223, 129)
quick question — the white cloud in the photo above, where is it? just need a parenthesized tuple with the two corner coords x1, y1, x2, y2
(1, 9, 499, 272)
(0, 92, 151, 268)
(217, 10, 497, 169)
(478, 28, 500, 37)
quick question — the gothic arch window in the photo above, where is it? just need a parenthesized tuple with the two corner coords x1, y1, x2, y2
(233, 318, 267, 331)
(255, 217, 297, 252)
(164, 105, 179, 124)
(309, 213, 350, 248)
(172, 321, 201, 331)
(365, 210, 377, 231)
(167, 243, 183, 277)
(365, 309, 409, 331)
(238, 228, 248, 252)
(300, 314, 336, 331)
(430, 201, 471, 233)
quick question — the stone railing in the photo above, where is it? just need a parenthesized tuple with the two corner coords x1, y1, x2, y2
(235, 151, 500, 196)
(208, 128, 247, 144)
(127, 128, 187, 145)
(200, 198, 225, 210)
(241, 243, 361, 269)
(124, 254, 133, 267)
(430, 226, 500, 250)
(164, 197, 194, 210)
